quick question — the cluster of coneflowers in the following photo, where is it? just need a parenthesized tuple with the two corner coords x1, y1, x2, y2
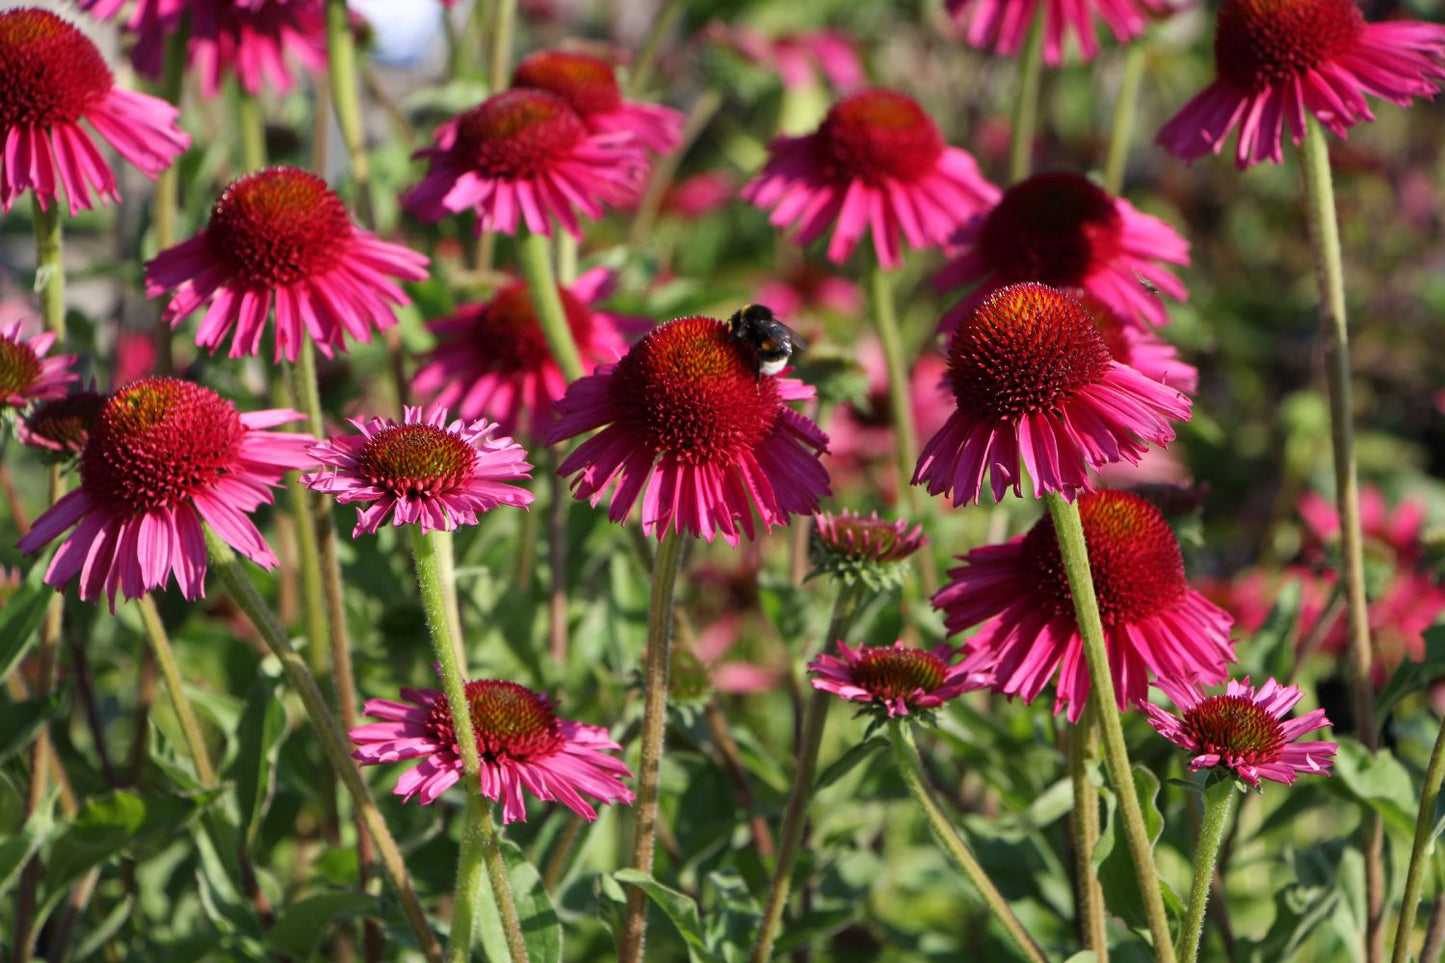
(1, 0, 1442, 961)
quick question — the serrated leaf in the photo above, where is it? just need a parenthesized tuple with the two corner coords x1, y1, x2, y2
(1094, 766, 1183, 942)
(612, 869, 712, 963)
(476, 839, 563, 963)
(815, 737, 886, 792)
(228, 673, 286, 847)
(265, 892, 382, 958)
(1330, 739, 1417, 839)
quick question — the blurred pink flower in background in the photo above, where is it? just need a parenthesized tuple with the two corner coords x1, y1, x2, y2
(0, 319, 77, 409)
(946, 0, 1173, 65)
(708, 23, 866, 92)
(660, 170, 737, 218)
(513, 48, 684, 155)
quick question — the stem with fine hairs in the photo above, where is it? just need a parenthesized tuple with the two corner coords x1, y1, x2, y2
(1009, 7, 1045, 183)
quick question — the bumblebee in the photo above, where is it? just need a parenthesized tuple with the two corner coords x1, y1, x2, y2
(727, 303, 806, 378)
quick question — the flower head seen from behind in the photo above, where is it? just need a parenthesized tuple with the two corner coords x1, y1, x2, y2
(18, 389, 107, 458)
(350, 679, 634, 822)
(1157, 0, 1445, 169)
(549, 315, 830, 545)
(303, 406, 533, 537)
(741, 88, 999, 269)
(811, 509, 927, 592)
(937, 171, 1188, 332)
(934, 489, 1235, 721)
(513, 49, 684, 155)
(1, 319, 77, 409)
(146, 166, 429, 364)
(410, 267, 631, 440)
(1145, 676, 1337, 787)
(0, 7, 190, 215)
(913, 283, 1190, 506)
(404, 88, 646, 238)
(810, 641, 987, 721)
(16, 377, 314, 610)
(946, 0, 1172, 66)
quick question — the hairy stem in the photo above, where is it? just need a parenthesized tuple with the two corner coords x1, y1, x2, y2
(1179, 779, 1236, 963)
(1102, 42, 1147, 196)
(1009, 8, 1046, 183)
(518, 231, 585, 383)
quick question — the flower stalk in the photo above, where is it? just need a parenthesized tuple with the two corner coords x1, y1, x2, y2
(1044, 491, 1177, 963)
(1178, 778, 1236, 963)
(1392, 713, 1445, 963)
(618, 529, 687, 963)
(889, 723, 1049, 963)
(1103, 42, 1147, 195)
(135, 595, 217, 786)
(518, 231, 585, 383)
(1069, 701, 1108, 960)
(325, 0, 373, 220)
(1009, 7, 1046, 183)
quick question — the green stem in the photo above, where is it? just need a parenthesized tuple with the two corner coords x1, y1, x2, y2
(135, 595, 217, 786)
(518, 230, 585, 383)
(1298, 117, 1385, 963)
(624, 0, 683, 96)
(1009, 8, 1046, 183)
(1178, 779, 1236, 963)
(889, 724, 1049, 963)
(1102, 42, 1147, 196)
(326, 0, 373, 222)
(487, 0, 517, 93)
(1068, 702, 1107, 961)
(205, 529, 443, 963)
(478, 801, 528, 962)
(236, 90, 267, 171)
(618, 530, 687, 963)
(1044, 492, 1177, 963)
(1391, 713, 1445, 963)
(153, 23, 188, 375)
(749, 583, 866, 963)
(31, 197, 64, 339)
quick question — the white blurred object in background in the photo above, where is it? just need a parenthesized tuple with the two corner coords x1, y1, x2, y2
(349, 0, 449, 67)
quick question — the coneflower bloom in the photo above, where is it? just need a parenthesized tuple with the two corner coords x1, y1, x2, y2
(513, 49, 684, 155)
(1077, 291, 1198, 394)
(933, 489, 1235, 721)
(18, 389, 106, 455)
(16, 377, 314, 610)
(809, 641, 988, 719)
(410, 267, 632, 439)
(1145, 677, 1337, 787)
(945, 0, 1172, 66)
(549, 315, 830, 545)
(0, 7, 190, 215)
(937, 171, 1188, 332)
(404, 88, 646, 238)
(913, 283, 1190, 505)
(145, 167, 429, 364)
(741, 89, 999, 270)
(1, 319, 77, 408)
(303, 405, 533, 537)
(350, 678, 634, 821)
(1157, 0, 1445, 169)
(811, 510, 927, 591)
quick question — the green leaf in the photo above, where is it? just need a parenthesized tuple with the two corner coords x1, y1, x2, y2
(228, 672, 286, 847)
(1094, 766, 1183, 942)
(73, 896, 134, 961)
(612, 869, 711, 963)
(701, 870, 760, 963)
(0, 692, 66, 766)
(814, 737, 887, 792)
(0, 788, 56, 896)
(1375, 626, 1445, 736)
(0, 572, 53, 680)
(476, 840, 563, 963)
(1330, 739, 1417, 839)
(265, 892, 382, 958)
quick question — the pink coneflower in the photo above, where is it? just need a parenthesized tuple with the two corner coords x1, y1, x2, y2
(145, 166, 429, 364)
(18, 389, 107, 456)
(812, 509, 927, 591)
(16, 377, 313, 610)
(754, 262, 865, 322)
(1298, 485, 1428, 567)
(404, 88, 646, 238)
(945, 0, 1172, 66)
(741, 89, 999, 270)
(0, 8, 190, 215)
(672, 613, 782, 701)
(410, 267, 631, 439)
(937, 171, 1188, 332)
(1157, 0, 1445, 169)
(934, 489, 1235, 721)
(660, 170, 736, 218)
(913, 283, 1190, 506)
(350, 678, 634, 821)
(1145, 676, 1337, 787)
(710, 24, 866, 93)
(809, 641, 988, 719)
(549, 316, 830, 545)
(513, 49, 683, 155)
(303, 406, 533, 537)
(1077, 291, 1198, 394)
(1, 319, 77, 408)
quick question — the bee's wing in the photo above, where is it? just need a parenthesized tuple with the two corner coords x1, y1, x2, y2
(780, 322, 807, 352)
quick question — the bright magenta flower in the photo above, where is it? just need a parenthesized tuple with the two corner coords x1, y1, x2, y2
(410, 267, 634, 440)
(145, 167, 429, 364)
(946, 0, 1172, 65)
(741, 89, 999, 269)
(513, 49, 684, 155)
(0, 319, 77, 408)
(809, 641, 988, 718)
(1158, 0, 1445, 169)
(405, 88, 646, 238)
(1077, 291, 1198, 394)
(303, 406, 534, 537)
(934, 490, 1235, 722)
(17, 378, 314, 610)
(0, 8, 190, 215)
(549, 316, 830, 545)
(350, 679, 634, 821)
(1145, 677, 1337, 787)
(913, 284, 1190, 505)
(937, 171, 1189, 332)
